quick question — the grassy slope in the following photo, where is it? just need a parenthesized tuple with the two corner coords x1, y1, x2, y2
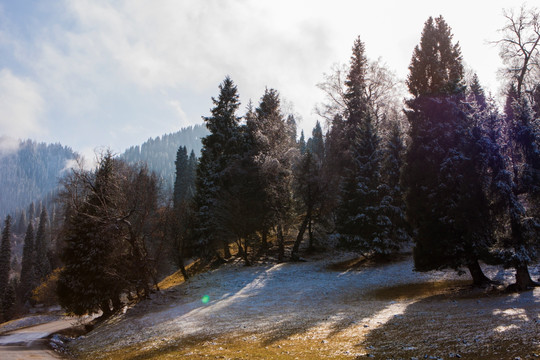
(70, 254, 540, 359)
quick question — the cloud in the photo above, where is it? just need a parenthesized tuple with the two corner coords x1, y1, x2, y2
(0, 135, 19, 156)
(0, 69, 44, 139)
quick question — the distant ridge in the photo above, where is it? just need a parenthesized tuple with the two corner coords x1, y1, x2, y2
(0, 139, 78, 221)
(121, 124, 208, 191)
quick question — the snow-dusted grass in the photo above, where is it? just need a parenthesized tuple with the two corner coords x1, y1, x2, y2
(70, 253, 540, 359)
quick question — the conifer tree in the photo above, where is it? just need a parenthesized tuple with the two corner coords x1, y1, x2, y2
(306, 121, 324, 161)
(173, 146, 190, 209)
(379, 121, 411, 248)
(0, 216, 12, 320)
(299, 130, 306, 155)
(403, 16, 494, 284)
(194, 76, 242, 259)
(503, 97, 540, 289)
(34, 208, 51, 281)
(19, 223, 36, 302)
(250, 88, 296, 262)
(291, 124, 327, 259)
(468, 73, 487, 111)
(16, 210, 27, 235)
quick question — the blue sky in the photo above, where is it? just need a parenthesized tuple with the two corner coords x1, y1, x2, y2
(0, 0, 530, 160)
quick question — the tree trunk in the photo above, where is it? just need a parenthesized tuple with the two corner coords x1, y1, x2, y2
(242, 239, 251, 266)
(100, 300, 112, 319)
(291, 215, 309, 261)
(467, 260, 494, 287)
(277, 224, 285, 263)
(512, 263, 540, 291)
(222, 239, 231, 259)
(261, 229, 268, 250)
(178, 258, 189, 281)
(308, 217, 314, 251)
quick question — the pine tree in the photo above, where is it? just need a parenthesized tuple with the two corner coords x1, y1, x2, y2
(299, 130, 306, 155)
(16, 210, 27, 235)
(468, 73, 487, 111)
(291, 125, 327, 259)
(173, 146, 190, 209)
(306, 121, 324, 161)
(504, 97, 540, 289)
(336, 111, 387, 254)
(406, 16, 465, 98)
(28, 202, 35, 223)
(194, 76, 242, 259)
(379, 121, 411, 248)
(403, 16, 494, 284)
(0, 216, 12, 321)
(19, 223, 36, 303)
(34, 208, 51, 281)
(286, 114, 297, 144)
(251, 88, 296, 262)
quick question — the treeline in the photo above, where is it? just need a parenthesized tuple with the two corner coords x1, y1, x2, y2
(0, 139, 77, 221)
(121, 125, 208, 191)
(1, 7, 540, 321)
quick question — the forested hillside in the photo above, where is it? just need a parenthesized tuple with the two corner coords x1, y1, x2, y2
(121, 125, 208, 191)
(0, 139, 77, 221)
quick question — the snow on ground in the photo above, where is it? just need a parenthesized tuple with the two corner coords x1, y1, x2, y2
(71, 253, 540, 359)
(0, 314, 67, 335)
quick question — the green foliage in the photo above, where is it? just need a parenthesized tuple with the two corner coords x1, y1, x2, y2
(57, 153, 161, 316)
(0, 216, 13, 321)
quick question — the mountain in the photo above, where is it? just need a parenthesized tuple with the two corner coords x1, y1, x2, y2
(0, 138, 78, 222)
(121, 124, 208, 192)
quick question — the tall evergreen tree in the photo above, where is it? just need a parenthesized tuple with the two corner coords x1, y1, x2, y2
(306, 121, 325, 161)
(402, 16, 494, 284)
(250, 88, 296, 262)
(299, 130, 306, 155)
(173, 146, 190, 209)
(16, 210, 27, 235)
(503, 97, 540, 289)
(379, 121, 411, 248)
(34, 208, 51, 281)
(19, 223, 36, 303)
(0, 216, 12, 320)
(291, 123, 327, 259)
(194, 76, 242, 259)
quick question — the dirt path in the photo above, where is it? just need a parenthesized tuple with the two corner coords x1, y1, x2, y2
(0, 318, 77, 359)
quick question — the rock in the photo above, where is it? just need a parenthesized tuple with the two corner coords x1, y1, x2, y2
(321, 340, 328, 344)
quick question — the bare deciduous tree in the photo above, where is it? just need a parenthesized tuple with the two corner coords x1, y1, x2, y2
(315, 60, 406, 134)
(496, 5, 540, 98)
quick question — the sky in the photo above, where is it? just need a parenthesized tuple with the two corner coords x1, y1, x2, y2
(0, 0, 531, 160)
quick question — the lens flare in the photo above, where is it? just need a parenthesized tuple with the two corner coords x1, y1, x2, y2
(201, 295, 210, 304)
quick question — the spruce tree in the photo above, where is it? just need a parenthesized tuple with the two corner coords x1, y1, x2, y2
(307, 121, 324, 161)
(403, 16, 494, 284)
(0, 216, 12, 320)
(16, 210, 27, 235)
(19, 223, 36, 302)
(57, 153, 124, 316)
(251, 88, 296, 262)
(292, 123, 327, 259)
(504, 97, 540, 289)
(379, 121, 411, 248)
(194, 76, 242, 259)
(173, 146, 190, 209)
(299, 130, 306, 155)
(34, 208, 51, 281)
